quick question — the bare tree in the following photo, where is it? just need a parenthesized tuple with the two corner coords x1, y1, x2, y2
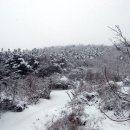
(99, 26, 130, 122)
(108, 25, 130, 58)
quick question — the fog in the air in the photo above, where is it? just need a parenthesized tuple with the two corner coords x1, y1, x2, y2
(0, 0, 130, 49)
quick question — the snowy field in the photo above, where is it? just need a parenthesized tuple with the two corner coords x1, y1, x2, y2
(0, 90, 130, 130)
(0, 90, 70, 130)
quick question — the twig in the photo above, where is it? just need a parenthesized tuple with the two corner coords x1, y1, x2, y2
(99, 102, 130, 122)
(104, 68, 130, 102)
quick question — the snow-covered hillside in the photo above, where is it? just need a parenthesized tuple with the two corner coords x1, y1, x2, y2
(0, 90, 70, 130)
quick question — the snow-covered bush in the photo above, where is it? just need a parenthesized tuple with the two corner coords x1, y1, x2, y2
(0, 73, 51, 112)
(98, 81, 119, 110)
(46, 87, 98, 130)
(37, 64, 62, 78)
(68, 67, 88, 80)
(46, 110, 86, 130)
(0, 98, 27, 112)
(23, 75, 51, 104)
(49, 74, 72, 90)
(50, 56, 68, 68)
(0, 76, 27, 112)
(85, 68, 104, 84)
(5, 54, 33, 75)
(98, 81, 130, 118)
(68, 67, 104, 84)
(123, 76, 130, 86)
(46, 92, 87, 130)
(0, 72, 27, 112)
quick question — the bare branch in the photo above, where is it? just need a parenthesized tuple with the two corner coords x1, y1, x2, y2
(99, 103, 130, 122)
(104, 67, 130, 102)
(108, 25, 130, 58)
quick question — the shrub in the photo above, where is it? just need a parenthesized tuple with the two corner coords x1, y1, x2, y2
(85, 68, 104, 84)
(0, 74, 51, 112)
(97, 81, 130, 118)
(49, 74, 72, 90)
(68, 67, 87, 81)
(23, 75, 51, 104)
(46, 106, 86, 130)
(0, 98, 26, 112)
(37, 64, 62, 78)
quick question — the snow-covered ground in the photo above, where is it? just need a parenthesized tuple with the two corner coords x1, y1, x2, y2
(0, 89, 130, 130)
(84, 105, 130, 130)
(0, 90, 70, 130)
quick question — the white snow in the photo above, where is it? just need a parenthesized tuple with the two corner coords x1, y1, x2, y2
(60, 76, 69, 83)
(102, 118, 130, 130)
(116, 81, 123, 86)
(0, 90, 130, 130)
(34, 60, 39, 64)
(0, 90, 70, 130)
(18, 58, 24, 61)
(121, 86, 130, 94)
(84, 103, 130, 130)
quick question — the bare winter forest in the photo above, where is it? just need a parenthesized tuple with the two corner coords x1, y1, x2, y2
(0, 26, 130, 130)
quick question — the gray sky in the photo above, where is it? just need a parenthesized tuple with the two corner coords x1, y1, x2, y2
(0, 0, 130, 49)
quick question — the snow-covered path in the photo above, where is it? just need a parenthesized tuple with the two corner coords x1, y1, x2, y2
(0, 90, 70, 130)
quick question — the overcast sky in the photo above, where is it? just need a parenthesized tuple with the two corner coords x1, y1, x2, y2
(0, 0, 130, 49)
